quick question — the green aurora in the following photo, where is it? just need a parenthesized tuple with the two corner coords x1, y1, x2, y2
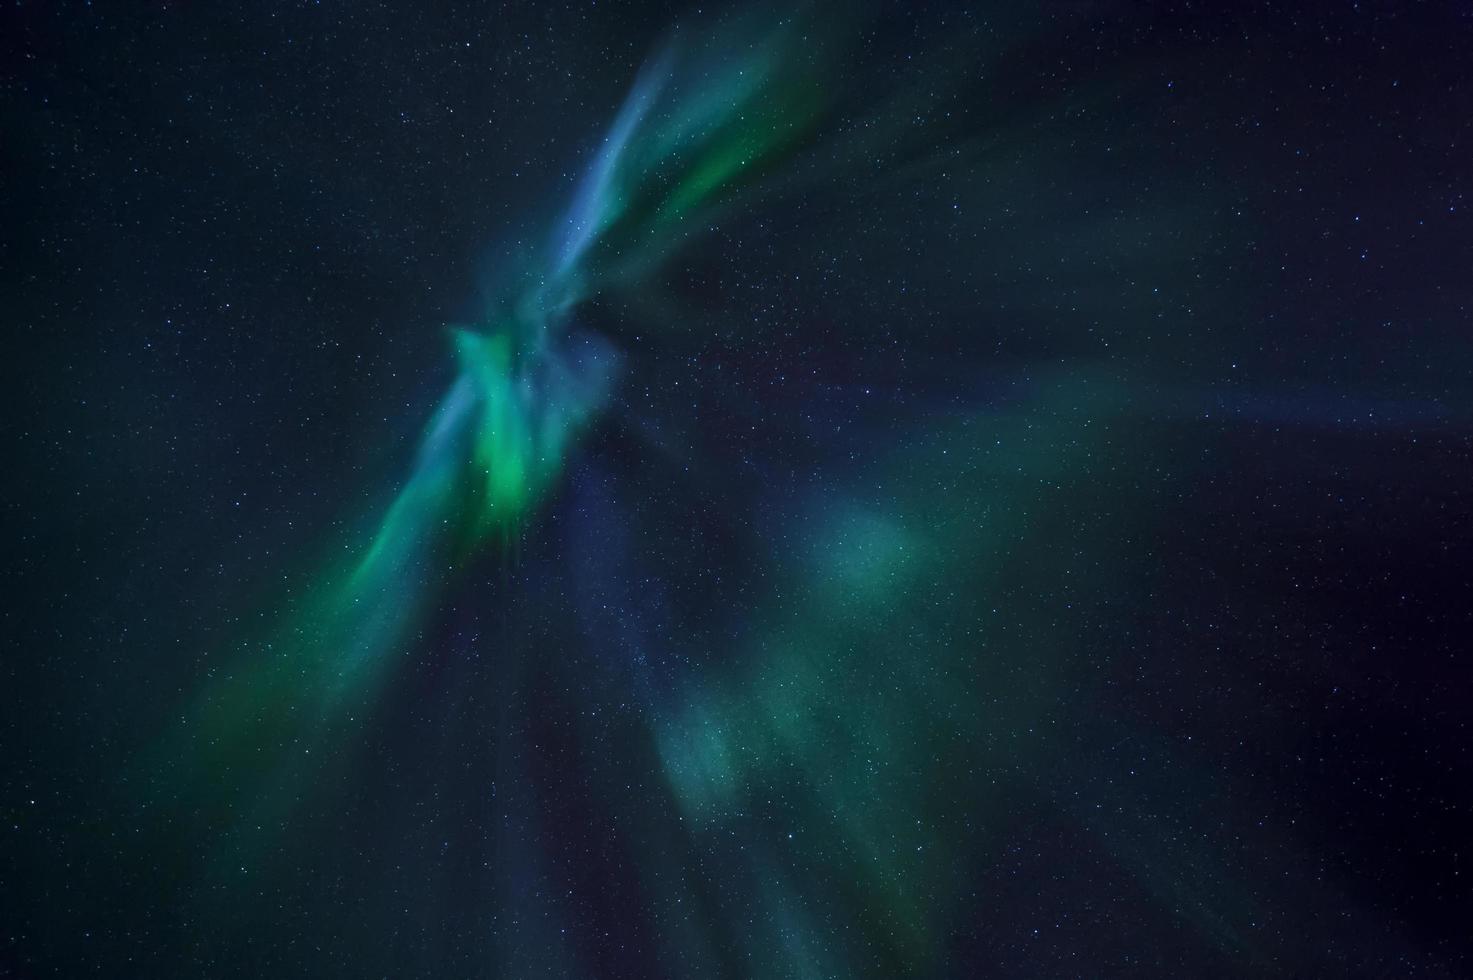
(19, 4, 1459, 977)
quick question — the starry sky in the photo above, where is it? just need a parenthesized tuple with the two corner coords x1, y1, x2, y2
(3, 2, 1472, 977)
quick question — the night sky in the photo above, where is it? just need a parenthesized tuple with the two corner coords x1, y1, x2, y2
(4, 2, 1472, 977)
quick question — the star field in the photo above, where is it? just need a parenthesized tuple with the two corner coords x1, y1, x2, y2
(3, 2, 1471, 977)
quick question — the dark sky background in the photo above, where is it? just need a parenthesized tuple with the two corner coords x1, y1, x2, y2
(3, 2, 1472, 977)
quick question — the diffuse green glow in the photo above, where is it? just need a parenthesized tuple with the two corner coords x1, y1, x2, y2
(652, 375, 1131, 972)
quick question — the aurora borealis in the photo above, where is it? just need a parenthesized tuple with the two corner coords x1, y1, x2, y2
(4, 2, 1472, 977)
